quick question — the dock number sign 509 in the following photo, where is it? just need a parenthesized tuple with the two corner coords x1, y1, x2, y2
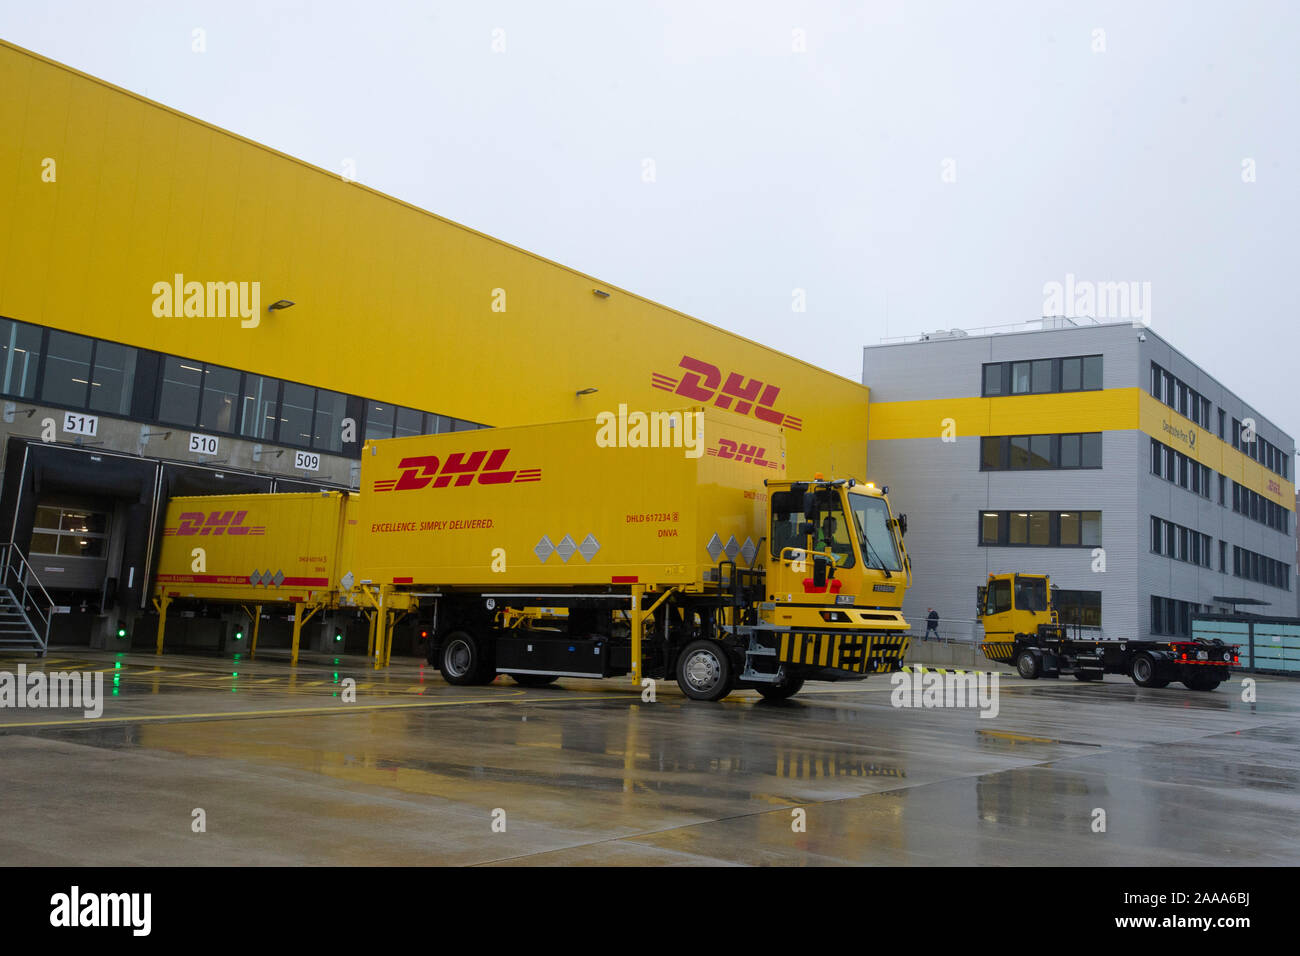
(295, 451, 320, 472)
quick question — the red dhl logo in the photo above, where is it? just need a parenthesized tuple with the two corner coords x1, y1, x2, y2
(651, 355, 802, 431)
(164, 511, 266, 536)
(373, 449, 541, 492)
(707, 438, 781, 470)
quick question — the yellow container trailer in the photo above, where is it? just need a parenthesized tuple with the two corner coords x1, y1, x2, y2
(357, 407, 912, 700)
(151, 491, 361, 660)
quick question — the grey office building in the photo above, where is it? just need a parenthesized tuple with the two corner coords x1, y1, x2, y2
(862, 320, 1295, 641)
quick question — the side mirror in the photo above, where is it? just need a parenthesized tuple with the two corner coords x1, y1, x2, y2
(813, 555, 829, 589)
(976, 585, 987, 615)
(897, 513, 908, 536)
(803, 492, 817, 520)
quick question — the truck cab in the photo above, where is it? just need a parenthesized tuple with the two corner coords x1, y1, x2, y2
(977, 572, 1058, 659)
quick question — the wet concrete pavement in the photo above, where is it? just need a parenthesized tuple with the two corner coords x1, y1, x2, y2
(1, 648, 1297, 865)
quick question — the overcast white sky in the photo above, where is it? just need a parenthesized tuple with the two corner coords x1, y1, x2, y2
(4, 1, 1297, 437)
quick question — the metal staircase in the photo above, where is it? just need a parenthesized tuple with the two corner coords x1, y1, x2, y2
(0, 544, 54, 656)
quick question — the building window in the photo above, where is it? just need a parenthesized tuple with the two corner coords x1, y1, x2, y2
(981, 432, 1101, 471)
(1011, 361, 1031, 394)
(0, 318, 43, 399)
(364, 402, 396, 441)
(198, 364, 241, 433)
(29, 505, 110, 558)
(239, 374, 280, 441)
(1055, 590, 1101, 628)
(394, 407, 425, 439)
(978, 510, 1100, 547)
(278, 382, 316, 447)
(39, 330, 95, 408)
(157, 357, 204, 426)
(87, 341, 137, 416)
(983, 354, 1102, 397)
(312, 389, 349, 452)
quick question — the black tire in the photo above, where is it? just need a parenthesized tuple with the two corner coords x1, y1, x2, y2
(1130, 653, 1159, 687)
(1074, 669, 1102, 682)
(510, 673, 560, 688)
(675, 639, 734, 702)
(439, 631, 493, 685)
(1016, 651, 1041, 680)
(1183, 673, 1221, 692)
(1151, 679, 1171, 688)
(756, 676, 805, 701)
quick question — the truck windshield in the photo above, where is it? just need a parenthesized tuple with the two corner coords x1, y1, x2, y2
(1014, 576, 1048, 611)
(770, 490, 856, 568)
(849, 495, 902, 572)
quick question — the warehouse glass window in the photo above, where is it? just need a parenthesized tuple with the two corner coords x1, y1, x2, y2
(312, 389, 348, 452)
(394, 407, 424, 439)
(87, 341, 137, 416)
(1056, 590, 1101, 628)
(0, 318, 42, 399)
(981, 437, 1002, 469)
(238, 374, 279, 440)
(198, 364, 241, 433)
(983, 355, 1102, 397)
(364, 402, 396, 441)
(39, 330, 94, 408)
(278, 383, 315, 447)
(158, 357, 204, 426)
(1031, 359, 1052, 393)
(29, 505, 110, 558)
(979, 510, 1100, 548)
(1029, 435, 1052, 468)
(982, 432, 1100, 471)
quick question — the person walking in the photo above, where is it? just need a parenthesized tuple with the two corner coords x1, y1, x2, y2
(924, 608, 940, 641)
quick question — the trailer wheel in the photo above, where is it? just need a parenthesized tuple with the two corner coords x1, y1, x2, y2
(510, 673, 560, 688)
(1130, 653, 1159, 687)
(1016, 651, 1040, 680)
(1183, 674, 1221, 692)
(439, 631, 491, 685)
(756, 676, 805, 701)
(676, 640, 734, 701)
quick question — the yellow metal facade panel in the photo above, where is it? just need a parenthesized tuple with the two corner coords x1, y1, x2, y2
(1137, 391, 1294, 508)
(0, 41, 867, 479)
(868, 387, 1293, 507)
(356, 408, 781, 588)
(154, 492, 348, 602)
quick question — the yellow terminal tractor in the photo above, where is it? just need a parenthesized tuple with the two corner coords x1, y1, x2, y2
(357, 407, 912, 701)
(977, 572, 1239, 691)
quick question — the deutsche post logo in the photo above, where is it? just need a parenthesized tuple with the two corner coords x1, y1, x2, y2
(164, 510, 266, 536)
(707, 438, 780, 470)
(372, 449, 541, 492)
(651, 356, 802, 431)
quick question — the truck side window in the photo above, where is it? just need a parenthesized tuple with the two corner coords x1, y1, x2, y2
(989, 579, 1011, 614)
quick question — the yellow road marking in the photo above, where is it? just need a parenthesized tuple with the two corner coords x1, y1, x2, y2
(0, 691, 635, 729)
